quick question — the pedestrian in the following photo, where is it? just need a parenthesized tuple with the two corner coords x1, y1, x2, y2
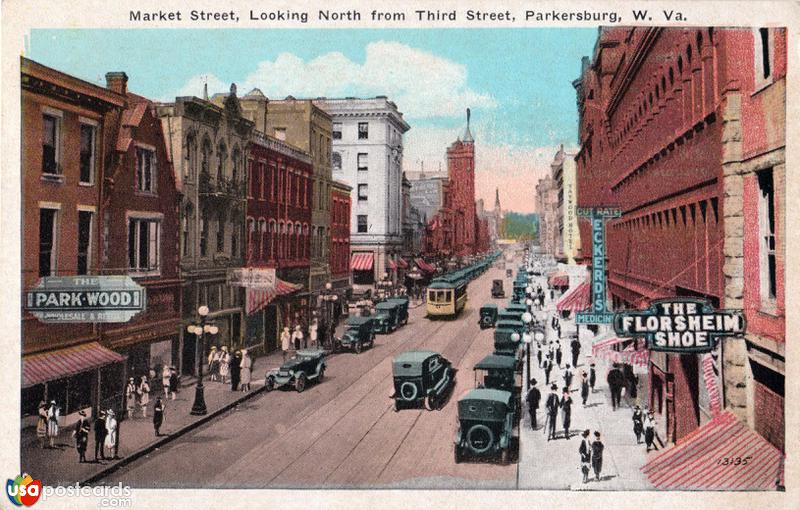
(544, 355, 553, 385)
(73, 410, 90, 463)
(281, 326, 291, 362)
(550, 289, 555, 300)
(36, 401, 48, 448)
(153, 397, 165, 436)
(292, 325, 304, 351)
(536, 342, 543, 368)
(219, 346, 230, 384)
(580, 371, 590, 406)
(644, 411, 659, 451)
(632, 405, 644, 444)
(93, 410, 107, 461)
(579, 429, 592, 483)
(563, 364, 573, 390)
(551, 315, 557, 329)
(240, 349, 252, 392)
(162, 364, 172, 398)
(607, 364, 624, 411)
(545, 384, 560, 441)
(571, 337, 581, 368)
(591, 431, 605, 481)
(138, 376, 150, 418)
(104, 410, 117, 459)
(46, 400, 60, 448)
(169, 367, 178, 400)
(555, 340, 563, 367)
(589, 363, 597, 393)
(125, 377, 137, 419)
(560, 387, 573, 439)
(525, 379, 541, 430)
(310, 319, 319, 349)
(208, 346, 220, 382)
(230, 350, 242, 391)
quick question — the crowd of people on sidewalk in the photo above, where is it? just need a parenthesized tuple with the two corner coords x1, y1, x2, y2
(36, 400, 121, 464)
(207, 347, 253, 391)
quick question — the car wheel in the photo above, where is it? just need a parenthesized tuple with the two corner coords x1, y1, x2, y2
(354, 341, 362, 354)
(399, 382, 418, 401)
(424, 395, 435, 411)
(466, 424, 495, 455)
(265, 376, 275, 392)
(317, 368, 325, 382)
(295, 373, 307, 393)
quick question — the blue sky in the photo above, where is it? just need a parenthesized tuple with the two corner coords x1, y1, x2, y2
(28, 28, 597, 212)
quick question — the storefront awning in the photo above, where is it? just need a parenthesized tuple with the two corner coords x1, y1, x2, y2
(414, 258, 435, 273)
(591, 335, 649, 368)
(387, 258, 397, 271)
(246, 279, 302, 315)
(351, 252, 374, 272)
(397, 258, 409, 269)
(641, 411, 784, 490)
(548, 272, 569, 287)
(23, 342, 126, 388)
(556, 280, 590, 312)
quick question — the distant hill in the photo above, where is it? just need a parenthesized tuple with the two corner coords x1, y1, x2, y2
(501, 212, 539, 241)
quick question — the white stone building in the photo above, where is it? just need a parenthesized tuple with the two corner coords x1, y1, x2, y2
(314, 97, 410, 288)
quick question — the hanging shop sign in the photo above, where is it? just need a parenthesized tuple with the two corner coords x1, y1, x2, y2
(25, 276, 146, 323)
(575, 206, 621, 325)
(227, 267, 276, 288)
(614, 298, 746, 353)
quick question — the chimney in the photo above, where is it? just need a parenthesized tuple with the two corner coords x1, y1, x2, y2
(105, 72, 128, 95)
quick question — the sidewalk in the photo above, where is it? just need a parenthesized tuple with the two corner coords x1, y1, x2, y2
(21, 351, 289, 486)
(517, 277, 652, 490)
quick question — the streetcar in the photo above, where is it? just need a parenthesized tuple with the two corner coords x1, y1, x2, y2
(426, 273, 468, 318)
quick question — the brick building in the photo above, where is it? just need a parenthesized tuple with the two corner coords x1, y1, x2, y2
(20, 58, 127, 422)
(446, 110, 477, 256)
(243, 130, 313, 354)
(574, 28, 785, 450)
(330, 180, 352, 291)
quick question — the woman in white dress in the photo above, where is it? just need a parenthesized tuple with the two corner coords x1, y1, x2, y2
(46, 400, 60, 448)
(218, 346, 230, 384)
(138, 376, 150, 418)
(161, 365, 171, 399)
(309, 320, 319, 349)
(104, 410, 117, 458)
(239, 349, 252, 392)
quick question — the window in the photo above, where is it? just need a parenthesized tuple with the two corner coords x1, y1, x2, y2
(274, 127, 286, 141)
(201, 139, 211, 176)
(231, 222, 238, 258)
(185, 134, 196, 180)
(135, 147, 156, 193)
(757, 28, 772, 81)
(357, 215, 368, 233)
(232, 148, 240, 185)
(358, 122, 369, 140)
(38, 208, 58, 277)
(77, 210, 93, 275)
(42, 114, 60, 175)
(216, 143, 227, 183)
(216, 211, 226, 253)
(200, 213, 209, 257)
(128, 218, 160, 272)
(357, 153, 368, 171)
(332, 152, 341, 171)
(79, 123, 96, 184)
(333, 123, 342, 140)
(358, 184, 368, 201)
(758, 169, 777, 303)
(182, 213, 190, 257)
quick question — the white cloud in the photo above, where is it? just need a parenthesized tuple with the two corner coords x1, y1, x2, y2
(172, 41, 496, 119)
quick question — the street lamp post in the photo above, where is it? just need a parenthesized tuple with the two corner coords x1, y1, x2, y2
(521, 312, 533, 384)
(186, 305, 218, 416)
(321, 281, 339, 350)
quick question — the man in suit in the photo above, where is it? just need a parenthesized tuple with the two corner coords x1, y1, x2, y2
(544, 355, 554, 385)
(93, 410, 107, 462)
(591, 431, 605, 481)
(73, 410, 90, 463)
(545, 384, 560, 441)
(570, 337, 581, 368)
(526, 379, 541, 430)
(579, 429, 592, 483)
(607, 364, 624, 411)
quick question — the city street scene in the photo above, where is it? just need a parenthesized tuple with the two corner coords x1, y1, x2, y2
(17, 25, 785, 492)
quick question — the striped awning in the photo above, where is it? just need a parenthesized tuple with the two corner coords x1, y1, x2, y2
(246, 279, 302, 315)
(387, 259, 397, 271)
(548, 272, 569, 287)
(351, 252, 374, 271)
(556, 280, 590, 312)
(397, 258, 409, 269)
(702, 353, 722, 415)
(23, 342, 126, 388)
(642, 411, 784, 490)
(415, 258, 435, 273)
(591, 336, 649, 368)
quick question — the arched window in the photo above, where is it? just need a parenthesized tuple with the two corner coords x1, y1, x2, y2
(686, 45, 693, 65)
(661, 76, 666, 95)
(678, 56, 684, 75)
(258, 218, 267, 261)
(269, 220, 276, 261)
(287, 223, 294, 259)
(669, 67, 675, 85)
(696, 31, 703, 52)
(217, 142, 227, 183)
(201, 138, 212, 178)
(295, 222, 302, 259)
(185, 133, 196, 180)
(232, 146, 241, 186)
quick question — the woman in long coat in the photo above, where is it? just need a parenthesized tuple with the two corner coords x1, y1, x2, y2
(240, 349, 252, 392)
(230, 350, 241, 391)
(580, 371, 590, 406)
(153, 397, 165, 436)
(560, 389, 573, 440)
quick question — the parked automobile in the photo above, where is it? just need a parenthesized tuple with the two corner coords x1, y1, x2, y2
(386, 297, 410, 326)
(511, 282, 527, 303)
(391, 351, 455, 411)
(375, 301, 402, 334)
(479, 304, 499, 329)
(491, 279, 505, 298)
(505, 303, 528, 316)
(264, 349, 326, 393)
(473, 354, 522, 422)
(493, 323, 524, 373)
(336, 316, 376, 353)
(453, 388, 519, 464)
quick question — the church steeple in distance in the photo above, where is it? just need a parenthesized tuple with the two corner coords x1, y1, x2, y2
(462, 108, 474, 143)
(495, 188, 501, 210)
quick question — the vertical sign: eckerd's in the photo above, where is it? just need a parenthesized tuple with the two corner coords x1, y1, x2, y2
(575, 207, 621, 324)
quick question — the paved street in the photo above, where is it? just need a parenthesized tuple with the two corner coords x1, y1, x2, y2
(100, 265, 517, 489)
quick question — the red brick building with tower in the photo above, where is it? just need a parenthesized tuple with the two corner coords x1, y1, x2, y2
(446, 109, 476, 257)
(574, 28, 785, 451)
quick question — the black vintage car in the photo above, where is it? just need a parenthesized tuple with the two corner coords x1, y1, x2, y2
(264, 349, 326, 393)
(473, 354, 522, 422)
(479, 304, 499, 329)
(337, 316, 376, 353)
(491, 279, 505, 298)
(454, 388, 518, 464)
(391, 351, 455, 411)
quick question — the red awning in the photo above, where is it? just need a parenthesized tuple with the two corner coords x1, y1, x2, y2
(397, 258, 409, 269)
(556, 280, 590, 312)
(387, 259, 397, 271)
(590, 335, 648, 367)
(23, 342, 126, 388)
(548, 272, 569, 287)
(351, 252, 374, 271)
(246, 280, 302, 315)
(641, 411, 784, 490)
(414, 258, 435, 273)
